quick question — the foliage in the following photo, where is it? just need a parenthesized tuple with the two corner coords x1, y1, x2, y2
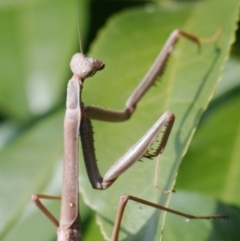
(0, 0, 240, 241)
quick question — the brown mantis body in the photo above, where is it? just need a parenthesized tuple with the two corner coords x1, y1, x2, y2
(31, 30, 227, 241)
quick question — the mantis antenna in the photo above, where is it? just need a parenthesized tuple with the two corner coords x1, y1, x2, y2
(76, 0, 84, 54)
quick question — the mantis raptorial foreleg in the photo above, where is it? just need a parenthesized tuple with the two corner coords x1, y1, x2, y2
(78, 30, 200, 191)
(31, 27, 227, 241)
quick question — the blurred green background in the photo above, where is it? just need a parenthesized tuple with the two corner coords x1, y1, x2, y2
(0, 0, 240, 241)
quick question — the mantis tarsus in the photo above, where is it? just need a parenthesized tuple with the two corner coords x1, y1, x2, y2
(31, 28, 227, 241)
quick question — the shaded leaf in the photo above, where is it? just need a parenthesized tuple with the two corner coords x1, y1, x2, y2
(176, 56, 240, 207)
(164, 191, 240, 241)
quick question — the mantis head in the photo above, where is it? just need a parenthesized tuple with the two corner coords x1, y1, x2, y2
(70, 53, 105, 80)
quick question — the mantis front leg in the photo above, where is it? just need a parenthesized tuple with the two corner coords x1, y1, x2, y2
(81, 111, 174, 190)
(76, 30, 201, 190)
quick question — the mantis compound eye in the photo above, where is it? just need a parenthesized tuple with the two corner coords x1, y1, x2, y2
(70, 53, 105, 79)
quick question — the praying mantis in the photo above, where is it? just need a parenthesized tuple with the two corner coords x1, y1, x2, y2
(30, 12, 228, 239)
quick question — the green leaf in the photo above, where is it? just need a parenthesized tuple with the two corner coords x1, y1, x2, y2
(79, 1, 239, 240)
(165, 191, 240, 241)
(176, 56, 240, 207)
